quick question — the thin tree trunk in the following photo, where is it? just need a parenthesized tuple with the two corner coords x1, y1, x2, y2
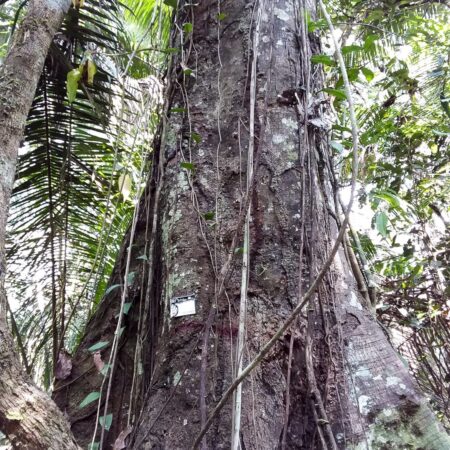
(55, 0, 450, 449)
(0, 0, 79, 448)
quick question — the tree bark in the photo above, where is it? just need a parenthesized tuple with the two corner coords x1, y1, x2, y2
(0, 0, 80, 448)
(54, 0, 450, 449)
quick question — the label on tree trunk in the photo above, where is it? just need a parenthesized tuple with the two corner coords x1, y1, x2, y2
(170, 294, 197, 318)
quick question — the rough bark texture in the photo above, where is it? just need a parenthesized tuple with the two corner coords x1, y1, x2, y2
(0, 0, 80, 448)
(54, 0, 450, 449)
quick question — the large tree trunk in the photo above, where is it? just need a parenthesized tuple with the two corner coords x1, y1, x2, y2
(0, 0, 80, 448)
(55, 0, 450, 449)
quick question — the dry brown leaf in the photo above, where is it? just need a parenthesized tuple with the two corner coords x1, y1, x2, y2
(55, 350, 72, 380)
(112, 425, 132, 450)
(93, 351, 104, 372)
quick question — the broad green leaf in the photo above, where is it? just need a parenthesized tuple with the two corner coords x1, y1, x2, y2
(203, 211, 215, 221)
(323, 88, 347, 100)
(118, 326, 126, 337)
(191, 132, 202, 144)
(88, 341, 109, 352)
(347, 68, 359, 82)
(170, 107, 186, 114)
(99, 413, 113, 431)
(126, 271, 136, 285)
(79, 391, 101, 408)
(87, 59, 97, 85)
(366, 9, 384, 22)
(311, 54, 336, 66)
(180, 162, 195, 171)
(361, 67, 375, 82)
(341, 45, 363, 55)
(375, 212, 388, 237)
(101, 364, 111, 377)
(364, 34, 379, 51)
(164, 47, 180, 54)
(330, 141, 344, 153)
(372, 189, 401, 208)
(66, 69, 82, 103)
(307, 17, 327, 32)
(164, 0, 177, 8)
(123, 302, 132, 315)
(183, 23, 193, 34)
(105, 284, 121, 296)
(332, 124, 352, 132)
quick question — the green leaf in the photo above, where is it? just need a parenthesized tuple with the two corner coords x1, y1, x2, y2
(164, 0, 177, 8)
(307, 18, 327, 32)
(364, 34, 379, 51)
(191, 132, 202, 144)
(323, 88, 347, 100)
(341, 45, 363, 55)
(375, 211, 388, 237)
(88, 341, 109, 352)
(366, 9, 384, 22)
(311, 54, 336, 66)
(123, 302, 132, 315)
(183, 22, 193, 34)
(66, 68, 82, 103)
(87, 59, 97, 85)
(217, 12, 227, 21)
(100, 364, 111, 377)
(88, 443, 99, 450)
(332, 124, 352, 132)
(105, 284, 121, 296)
(126, 271, 136, 285)
(164, 47, 180, 54)
(180, 162, 195, 171)
(372, 189, 401, 208)
(99, 413, 113, 431)
(347, 68, 359, 82)
(79, 391, 101, 408)
(137, 254, 148, 261)
(361, 67, 375, 82)
(118, 326, 126, 337)
(330, 141, 344, 153)
(203, 211, 215, 221)
(169, 107, 186, 114)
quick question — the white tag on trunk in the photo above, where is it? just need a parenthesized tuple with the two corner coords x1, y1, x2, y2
(170, 294, 197, 318)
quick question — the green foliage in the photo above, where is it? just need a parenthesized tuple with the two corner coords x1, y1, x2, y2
(5, 0, 170, 386)
(321, 0, 450, 422)
(311, 54, 336, 66)
(79, 391, 101, 408)
(67, 68, 82, 102)
(88, 341, 109, 352)
(99, 413, 113, 431)
(180, 161, 195, 171)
